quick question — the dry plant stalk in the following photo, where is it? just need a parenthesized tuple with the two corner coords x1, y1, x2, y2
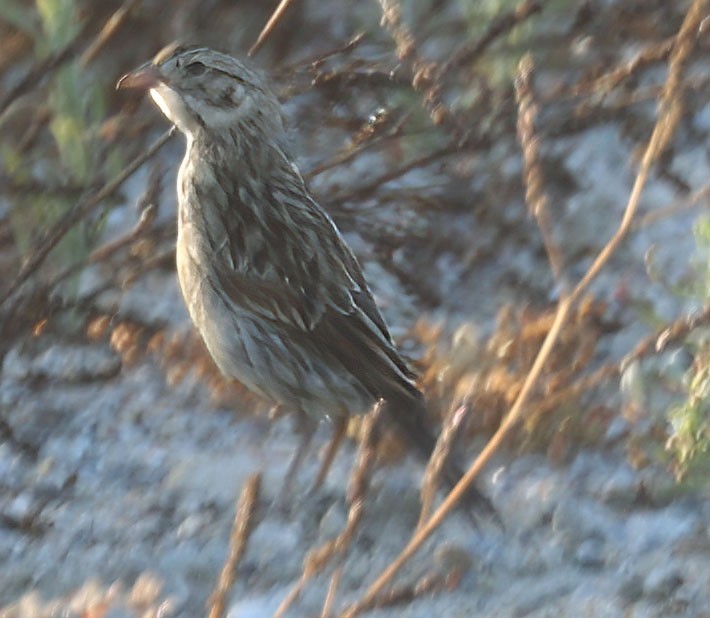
(342, 1, 704, 613)
(207, 473, 261, 618)
(320, 565, 343, 618)
(418, 297, 606, 449)
(248, 0, 297, 57)
(515, 54, 565, 283)
(275, 404, 382, 618)
(569, 37, 675, 99)
(0, 128, 175, 309)
(623, 303, 710, 372)
(636, 184, 710, 229)
(377, 0, 448, 127)
(80, 0, 140, 67)
(355, 567, 459, 615)
(418, 405, 470, 528)
(439, 0, 542, 76)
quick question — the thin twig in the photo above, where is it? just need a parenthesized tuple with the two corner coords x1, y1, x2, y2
(339, 297, 573, 618)
(1, 0, 138, 122)
(0, 27, 87, 119)
(515, 54, 565, 284)
(568, 38, 675, 99)
(207, 473, 261, 618)
(635, 184, 710, 229)
(320, 565, 343, 618)
(80, 0, 141, 67)
(623, 305, 710, 373)
(249, 0, 298, 57)
(0, 128, 175, 310)
(87, 164, 162, 264)
(439, 0, 543, 77)
(307, 112, 411, 179)
(568, 0, 700, 301)
(418, 404, 470, 529)
(329, 143, 460, 205)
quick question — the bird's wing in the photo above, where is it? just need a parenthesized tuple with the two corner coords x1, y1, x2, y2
(208, 189, 418, 392)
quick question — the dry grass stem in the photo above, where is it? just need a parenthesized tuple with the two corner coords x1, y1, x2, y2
(570, 0, 702, 302)
(0, 30, 86, 119)
(514, 54, 565, 284)
(84, 163, 162, 264)
(0, 161, 163, 349)
(635, 184, 710, 229)
(361, 568, 456, 613)
(0, 127, 175, 309)
(565, 38, 675, 100)
(275, 404, 382, 618)
(377, 0, 452, 128)
(80, 0, 141, 67)
(342, 1, 703, 612)
(330, 142, 459, 204)
(439, 0, 542, 77)
(249, 0, 298, 57)
(418, 405, 470, 528)
(623, 304, 710, 373)
(207, 473, 261, 618)
(320, 565, 343, 618)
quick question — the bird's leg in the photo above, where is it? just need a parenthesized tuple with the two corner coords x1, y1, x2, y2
(281, 410, 317, 495)
(310, 416, 348, 492)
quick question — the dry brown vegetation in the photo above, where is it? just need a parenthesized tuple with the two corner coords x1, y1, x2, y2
(0, 0, 708, 616)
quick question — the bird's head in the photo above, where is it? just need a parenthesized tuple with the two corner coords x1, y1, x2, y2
(117, 44, 284, 140)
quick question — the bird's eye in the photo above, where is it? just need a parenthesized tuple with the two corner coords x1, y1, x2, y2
(185, 62, 207, 77)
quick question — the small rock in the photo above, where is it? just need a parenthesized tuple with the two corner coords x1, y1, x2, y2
(643, 564, 684, 600)
(4, 492, 37, 523)
(435, 542, 473, 574)
(599, 465, 638, 508)
(603, 416, 630, 444)
(176, 512, 211, 540)
(617, 572, 644, 604)
(637, 467, 679, 506)
(551, 498, 616, 550)
(575, 537, 606, 568)
(32, 344, 121, 382)
(625, 508, 696, 555)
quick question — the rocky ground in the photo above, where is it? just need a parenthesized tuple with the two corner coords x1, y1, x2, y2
(1, 327, 708, 617)
(1, 1, 708, 617)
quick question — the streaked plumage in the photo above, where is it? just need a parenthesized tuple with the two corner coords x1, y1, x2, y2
(117, 45, 495, 518)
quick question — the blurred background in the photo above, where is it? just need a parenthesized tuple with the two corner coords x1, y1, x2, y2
(0, 1, 708, 616)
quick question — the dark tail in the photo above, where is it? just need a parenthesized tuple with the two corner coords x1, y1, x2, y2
(384, 386, 500, 524)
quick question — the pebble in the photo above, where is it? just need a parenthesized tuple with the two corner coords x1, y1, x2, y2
(551, 498, 614, 550)
(575, 537, 606, 568)
(36, 344, 121, 382)
(599, 464, 638, 507)
(643, 564, 684, 600)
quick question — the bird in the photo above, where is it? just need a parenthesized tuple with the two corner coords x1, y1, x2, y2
(117, 44, 496, 520)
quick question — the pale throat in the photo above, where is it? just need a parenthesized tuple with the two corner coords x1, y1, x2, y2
(149, 85, 200, 137)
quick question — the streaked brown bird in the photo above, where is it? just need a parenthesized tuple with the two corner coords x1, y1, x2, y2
(117, 45, 495, 519)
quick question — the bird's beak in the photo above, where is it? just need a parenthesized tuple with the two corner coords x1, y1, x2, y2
(116, 63, 164, 91)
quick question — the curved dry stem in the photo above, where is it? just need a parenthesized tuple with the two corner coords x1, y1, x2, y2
(248, 0, 297, 57)
(341, 1, 704, 614)
(207, 473, 261, 618)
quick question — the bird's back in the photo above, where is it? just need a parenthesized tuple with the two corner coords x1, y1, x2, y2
(176, 129, 416, 419)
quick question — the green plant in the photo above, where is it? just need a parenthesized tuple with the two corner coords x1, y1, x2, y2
(664, 216, 710, 484)
(2, 0, 121, 289)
